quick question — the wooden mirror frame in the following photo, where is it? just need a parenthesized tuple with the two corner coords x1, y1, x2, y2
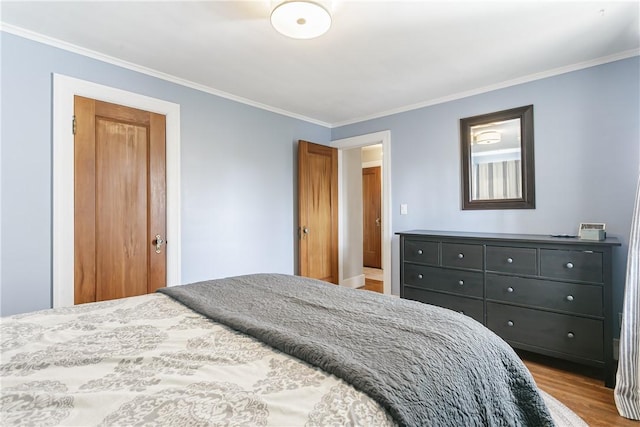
(460, 105, 535, 210)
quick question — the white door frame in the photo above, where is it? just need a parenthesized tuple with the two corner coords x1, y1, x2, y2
(332, 131, 392, 294)
(52, 74, 181, 307)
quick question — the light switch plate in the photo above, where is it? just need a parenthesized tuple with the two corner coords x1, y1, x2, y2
(400, 204, 408, 215)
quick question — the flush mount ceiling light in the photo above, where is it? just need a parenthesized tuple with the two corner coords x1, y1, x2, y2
(474, 130, 501, 145)
(271, 1, 332, 39)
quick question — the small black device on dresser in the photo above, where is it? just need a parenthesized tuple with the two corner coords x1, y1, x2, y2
(397, 230, 621, 387)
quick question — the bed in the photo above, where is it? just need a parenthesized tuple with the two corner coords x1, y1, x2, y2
(2, 273, 556, 426)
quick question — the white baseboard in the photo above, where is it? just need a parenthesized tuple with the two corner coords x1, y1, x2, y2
(341, 274, 365, 289)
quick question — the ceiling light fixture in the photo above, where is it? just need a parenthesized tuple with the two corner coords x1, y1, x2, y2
(271, 1, 332, 40)
(474, 131, 501, 145)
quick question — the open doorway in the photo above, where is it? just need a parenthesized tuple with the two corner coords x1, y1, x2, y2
(362, 146, 383, 293)
(333, 131, 391, 295)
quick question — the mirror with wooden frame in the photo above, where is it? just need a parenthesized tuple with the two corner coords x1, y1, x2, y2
(460, 105, 535, 210)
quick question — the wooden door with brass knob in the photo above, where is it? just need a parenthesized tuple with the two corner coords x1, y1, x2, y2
(74, 96, 166, 304)
(297, 140, 338, 284)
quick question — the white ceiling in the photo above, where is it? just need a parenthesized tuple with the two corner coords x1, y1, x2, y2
(2, 1, 639, 127)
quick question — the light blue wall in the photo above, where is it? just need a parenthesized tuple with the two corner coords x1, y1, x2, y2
(332, 57, 640, 331)
(2, 31, 638, 331)
(0, 32, 330, 316)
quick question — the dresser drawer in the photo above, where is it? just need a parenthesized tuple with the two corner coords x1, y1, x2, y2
(486, 274, 603, 317)
(487, 302, 603, 361)
(442, 243, 483, 270)
(404, 239, 438, 265)
(486, 246, 537, 275)
(403, 287, 483, 323)
(398, 231, 619, 387)
(404, 264, 483, 298)
(540, 249, 603, 283)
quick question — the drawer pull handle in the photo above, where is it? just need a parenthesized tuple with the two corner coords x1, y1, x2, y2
(507, 287, 514, 293)
(458, 280, 464, 286)
(417, 249, 423, 255)
(566, 262, 574, 269)
(458, 253, 464, 259)
(566, 295, 574, 302)
(507, 320, 514, 327)
(567, 332, 575, 339)
(507, 257, 513, 264)
(417, 274, 423, 279)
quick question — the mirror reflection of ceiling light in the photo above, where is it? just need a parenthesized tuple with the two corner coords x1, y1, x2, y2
(474, 131, 501, 145)
(271, 1, 332, 39)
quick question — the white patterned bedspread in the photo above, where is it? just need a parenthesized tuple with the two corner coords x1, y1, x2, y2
(1, 293, 395, 426)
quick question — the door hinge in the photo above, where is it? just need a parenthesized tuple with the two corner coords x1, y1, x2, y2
(72, 115, 76, 135)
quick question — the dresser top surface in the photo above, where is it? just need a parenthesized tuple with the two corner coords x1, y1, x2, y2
(396, 230, 621, 246)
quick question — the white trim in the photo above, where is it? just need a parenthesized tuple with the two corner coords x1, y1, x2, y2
(340, 274, 365, 289)
(4, 23, 636, 129)
(332, 131, 392, 295)
(362, 160, 382, 168)
(53, 74, 181, 308)
(2, 23, 329, 128)
(332, 49, 640, 127)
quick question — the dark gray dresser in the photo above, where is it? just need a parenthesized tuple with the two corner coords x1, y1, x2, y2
(397, 230, 621, 387)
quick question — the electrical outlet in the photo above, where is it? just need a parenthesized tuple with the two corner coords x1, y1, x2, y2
(400, 204, 408, 215)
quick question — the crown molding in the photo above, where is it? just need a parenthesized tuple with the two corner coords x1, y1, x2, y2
(2, 22, 637, 129)
(0, 23, 331, 128)
(332, 48, 640, 128)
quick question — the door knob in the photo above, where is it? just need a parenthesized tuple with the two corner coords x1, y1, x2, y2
(375, 218, 381, 226)
(153, 234, 164, 254)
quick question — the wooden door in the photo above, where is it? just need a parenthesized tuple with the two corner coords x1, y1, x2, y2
(363, 166, 382, 268)
(298, 140, 338, 284)
(74, 96, 166, 304)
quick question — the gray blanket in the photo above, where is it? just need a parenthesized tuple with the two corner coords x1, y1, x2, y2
(159, 274, 554, 427)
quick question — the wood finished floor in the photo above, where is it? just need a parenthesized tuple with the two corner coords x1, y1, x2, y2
(354, 284, 636, 425)
(520, 351, 638, 426)
(363, 267, 383, 281)
(362, 278, 383, 293)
